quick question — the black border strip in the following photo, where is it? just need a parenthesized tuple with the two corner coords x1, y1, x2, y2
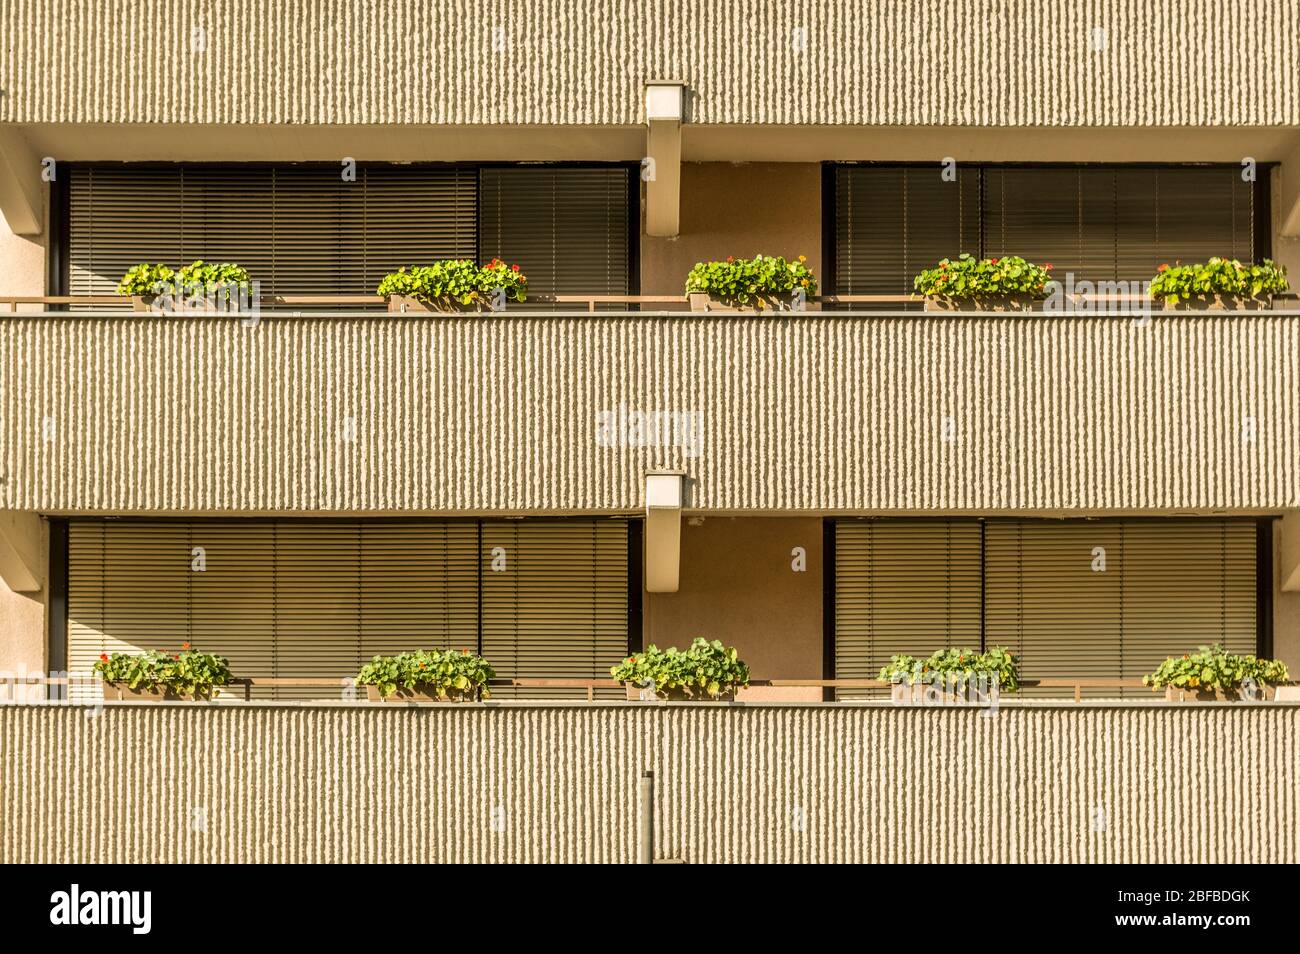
(48, 168, 70, 303)
(820, 163, 837, 305)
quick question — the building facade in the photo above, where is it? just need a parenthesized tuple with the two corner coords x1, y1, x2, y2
(2, 0, 1300, 704)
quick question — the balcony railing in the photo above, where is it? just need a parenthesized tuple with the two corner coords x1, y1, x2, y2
(5, 293, 1298, 314)
(6, 674, 1296, 704)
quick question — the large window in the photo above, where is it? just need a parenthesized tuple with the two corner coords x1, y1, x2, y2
(829, 164, 1266, 295)
(67, 518, 633, 699)
(833, 518, 1263, 697)
(63, 163, 636, 300)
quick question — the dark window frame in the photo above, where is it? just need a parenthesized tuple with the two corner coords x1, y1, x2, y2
(822, 161, 1274, 297)
(54, 160, 641, 300)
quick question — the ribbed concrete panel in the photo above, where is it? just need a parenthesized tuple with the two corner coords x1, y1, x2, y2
(1, 1, 1297, 126)
(1, 703, 1296, 863)
(1, 314, 1297, 514)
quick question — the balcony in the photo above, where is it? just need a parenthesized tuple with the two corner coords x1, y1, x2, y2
(3, 296, 1299, 515)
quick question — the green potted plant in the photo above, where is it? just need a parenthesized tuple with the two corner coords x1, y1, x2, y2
(355, 648, 495, 702)
(1148, 257, 1288, 311)
(93, 643, 233, 701)
(378, 259, 527, 313)
(117, 260, 251, 311)
(611, 637, 750, 701)
(684, 254, 817, 312)
(913, 254, 1052, 311)
(1143, 644, 1289, 701)
(879, 646, 1019, 704)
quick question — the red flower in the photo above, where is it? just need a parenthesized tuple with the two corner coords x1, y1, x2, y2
(511, 264, 520, 272)
(726, 256, 734, 263)
(1158, 263, 1169, 273)
(990, 257, 999, 265)
(629, 657, 637, 665)
(1044, 263, 1054, 271)
(99, 653, 109, 662)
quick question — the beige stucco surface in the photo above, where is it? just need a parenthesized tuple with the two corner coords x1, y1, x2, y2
(644, 517, 823, 701)
(3, 313, 1298, 514)
(3, 1, 1298, 127)
(2, 702, 1296, 863)
(641, 163, 822, 297)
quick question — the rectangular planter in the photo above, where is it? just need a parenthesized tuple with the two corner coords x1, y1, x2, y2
(922, 297, 1037, 312)
(364, 684, 475, 703)
(890, 681, 1001, 706)
(688, 292, 798, 314)
(1161, 295, 1274, 311)
(623, 682, 736, 702)
(100, 683, 212, 702)
(385, 295, 494, 314)
(1164, 685, 1276, 702)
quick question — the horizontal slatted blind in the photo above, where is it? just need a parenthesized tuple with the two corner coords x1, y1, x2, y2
(985, 519, 1257, 696)
(833, 165, 980, 295)
(834, 520, 983, 698)
(67, 165, 477, 298)
(478, 166, 632, 300)
(480, 519, 629, 699)
(834, 164, 1258, 293)
(67, 520, 480, 700)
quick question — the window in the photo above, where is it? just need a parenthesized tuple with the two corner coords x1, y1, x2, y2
(64, 163, 635, 299)
(830, 164, 1264, 295)
(67, 518, 631, 699)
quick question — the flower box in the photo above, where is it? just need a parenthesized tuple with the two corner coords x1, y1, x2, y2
(623, 682, 736, 702)
(364, 684, 476, 703)
(889, 681, 1001, 706)
(385, 295, 497, 314)
(687, 292, 800, 313)
(99, 683, 214, 702)
(1160, 295, 1274, 312)
(1164, 685, 1276, 703)
(921, 296, 1037, 312)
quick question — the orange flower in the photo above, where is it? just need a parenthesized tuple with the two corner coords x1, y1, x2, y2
(1158, 263, 1169, 273)
(99, 653, 109, 662)
(182, 641, 191, 651)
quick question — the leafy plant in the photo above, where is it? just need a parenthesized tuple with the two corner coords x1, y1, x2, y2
(376, 258, 527, 307)
(1147, 257, 1288, 305)
(116, 260, 250, 302)
(355, 648, 496, 699)
(879, 646, 1019, 692)
(684, 254, 817, 307)
(913, 253, 1052, 300)
(93, 643, 232, 698)
(610, 637, 750, 699)
(115, 263, 176, 296)
(1142, 644, 1289, 692)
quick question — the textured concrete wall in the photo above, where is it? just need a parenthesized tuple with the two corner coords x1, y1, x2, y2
(1, 702, 1296, 863)
(1, 1, 1297, 127)
(2, 313, 1298, 514)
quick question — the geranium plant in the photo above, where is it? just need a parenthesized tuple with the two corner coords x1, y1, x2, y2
(879, 646, 1019, 692)
(913, 253, 1052, 300)
(610, 637, 750, 699)
(376, 258, 527, 308)
(684, 254, 817, 307)
(115, 262, 176, 297)
(1142, 644, 1288, 692)
(116, 260, 250, 303)
(93, 643, 233, 698)
(355, 648, 495, 700)
(1147, 257, 1288, 305)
